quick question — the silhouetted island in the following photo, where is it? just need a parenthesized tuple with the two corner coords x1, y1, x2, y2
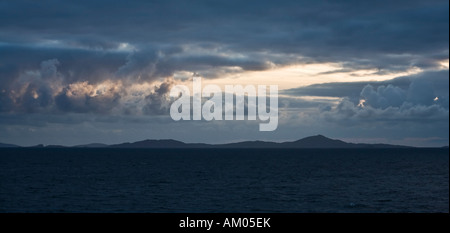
(1, 135, 422, 148)
(107, 135, 413, 149)
(0, 142, 20, 148)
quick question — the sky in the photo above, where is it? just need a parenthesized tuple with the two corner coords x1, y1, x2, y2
(0, 0, 448, 147)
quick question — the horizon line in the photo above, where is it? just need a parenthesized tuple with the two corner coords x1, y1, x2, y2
(1, 135, 448, 148)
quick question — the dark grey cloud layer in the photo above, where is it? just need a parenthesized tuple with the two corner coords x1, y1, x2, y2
(283, 70, 449, 100)
(1, 0, 448, 82)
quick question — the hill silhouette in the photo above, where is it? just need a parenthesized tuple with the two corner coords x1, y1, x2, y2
(106, 135, 412, 149)
(0, 135, 417, 149)
(0, 142, 20, 148)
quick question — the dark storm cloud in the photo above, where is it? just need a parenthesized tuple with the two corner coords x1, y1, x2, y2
(283, 70, 449, 100)
(281, 70, 449, 130)
(1, 1, 448, 100)
(0, 44, 127, 85)
(142, 79, 175, 115)
(1, 0, 448, 75)
(1, 0, 448, 79)
(321, 98, 449, 127)
(0, 58, 61, 113)
(54, 87, 121, 114)
(115, 47, 275, 81)
(1, 0, 447, 91)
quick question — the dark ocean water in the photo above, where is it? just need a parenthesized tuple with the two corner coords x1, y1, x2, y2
(0, 148, 448, 213)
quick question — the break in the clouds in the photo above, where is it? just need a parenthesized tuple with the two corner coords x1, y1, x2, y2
(0, 0, 448, 146)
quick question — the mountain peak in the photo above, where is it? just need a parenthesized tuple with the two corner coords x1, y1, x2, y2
(294, 134, 333, 142)
(309, 134, 329, 139)
(109, 139, 186, 148)
(289, 135, 349, 148)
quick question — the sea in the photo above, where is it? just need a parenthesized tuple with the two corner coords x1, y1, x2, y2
(0, 148, 448, 213)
